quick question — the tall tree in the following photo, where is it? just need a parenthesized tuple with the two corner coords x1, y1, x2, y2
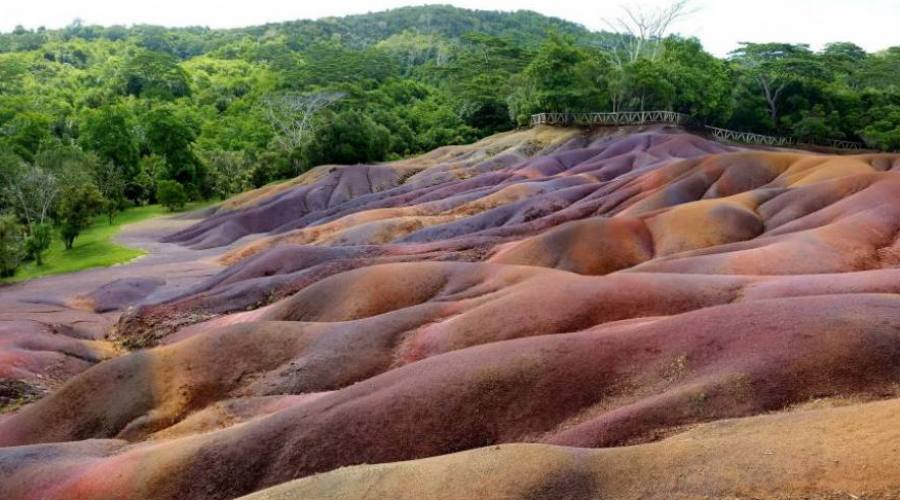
(57, 183, 105, 249)
(303, 110, 391, 166)
(264, 91, 344, 171)
(730, 43, 825, 126)
(79, 105, 139, 180)
(120, 50, 191, 100)
(0, 214, 25, 278)
(206, 151, 252, 199)
(25, 223, 51, 266)
(144, 105, 202, 188)
(93, 162, 127, 224)
(661, 37, 733, 122)
(1, 112, 51, 161)
(441, 33, 527, 133)
(517, 33, 605, 115)
(604, 0, 692, 67)
(4, 164, 59, 231)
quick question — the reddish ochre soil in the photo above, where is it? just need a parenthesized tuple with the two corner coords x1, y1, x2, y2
(2, 125, 900, 499)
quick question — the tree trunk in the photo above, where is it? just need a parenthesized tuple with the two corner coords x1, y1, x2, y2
(759, 77, 784, 126)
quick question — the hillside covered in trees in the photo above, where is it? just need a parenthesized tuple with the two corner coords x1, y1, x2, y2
(0, 4, 899, 276)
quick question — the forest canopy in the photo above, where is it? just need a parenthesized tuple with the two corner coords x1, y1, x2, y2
(0, 5, 898, 268)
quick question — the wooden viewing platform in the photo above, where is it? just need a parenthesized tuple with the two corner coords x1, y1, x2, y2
(530, 111, 868, 152)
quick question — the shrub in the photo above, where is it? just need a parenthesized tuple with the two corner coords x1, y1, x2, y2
(157, 180, 187, 211)
(0, 214, 25, 277)
(25, 223, 51, 266)
(58, 183, 105, 250)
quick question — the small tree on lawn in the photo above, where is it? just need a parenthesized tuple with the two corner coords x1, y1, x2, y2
(25, 223, 51, 266)
(157, 180, 187, 211)
(94, 162, 127, 224)
(58, 184, 105, 250)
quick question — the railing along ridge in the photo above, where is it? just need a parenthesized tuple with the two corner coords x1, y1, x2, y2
(704, 125, 795, 147)
(530, 111, 688, 127)
(530, 112, 868, 152)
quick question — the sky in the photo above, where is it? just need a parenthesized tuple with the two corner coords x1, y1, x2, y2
(1, 0, 898, 56)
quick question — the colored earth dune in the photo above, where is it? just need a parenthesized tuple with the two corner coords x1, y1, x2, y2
(2, 124, 900, 499)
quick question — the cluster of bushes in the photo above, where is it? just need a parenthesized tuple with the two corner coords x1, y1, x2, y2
(0, 145, 126, 277)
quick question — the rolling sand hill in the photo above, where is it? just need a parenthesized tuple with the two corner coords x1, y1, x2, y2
(1, 124, 900, 499)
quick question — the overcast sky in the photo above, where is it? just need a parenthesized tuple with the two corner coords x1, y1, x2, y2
(1, 0, 897, 56)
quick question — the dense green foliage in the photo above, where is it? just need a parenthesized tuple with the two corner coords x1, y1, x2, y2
(24, 223, 51, 266)
(0, 5, 898, 277)
(58, 183, 105, 249)
(0, 214, 25, 277)
(157, 180, 188, 211)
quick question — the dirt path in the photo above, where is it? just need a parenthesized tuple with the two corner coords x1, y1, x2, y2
(0, 212, 229, 337)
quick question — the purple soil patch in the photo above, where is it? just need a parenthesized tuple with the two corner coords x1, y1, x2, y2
(80, 277, 165, 313)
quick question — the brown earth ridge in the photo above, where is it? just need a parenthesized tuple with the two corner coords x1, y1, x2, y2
(1, 124, 900, 499)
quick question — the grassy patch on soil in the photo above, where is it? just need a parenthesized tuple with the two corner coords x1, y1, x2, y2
(1, 202, 211, 284)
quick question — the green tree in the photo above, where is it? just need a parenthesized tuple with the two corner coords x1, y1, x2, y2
(1, 112, 52, 161)
(25, 223, 51, 266)
(2, 163, 59, 230)
(517, 33, 604, 116)
(285, 43, 398, 89)
(143, 105, 203, 188)
(788, 105, 844, 142)
(862, 105, 900, 150)
(157, 179, 187, 211)
(94, 162, 128, 224)
(730, 43, 826, 128)
(79, 105, 140, 181)
(440, 33, 527, 133)
(0, 55, 28, 94)
(376, 30, 451, 70)
(131, 155, 168, 204)
(33, 144, 98, 185)
(661, 37, 733, 123)
(58, 183, 105, 249)
(857, 47, 900, 89)
(249, 150, 293, 187)
(0, 214, 25, 278)
(821, 42, 868, 90)
(131, 163, 156, 205)
(121, 50, 191, 100)
(303, 110, 392, 167)
(206, 150, 252, 199)
(622, 58, 674, 111)
(408, 95, 477, 151)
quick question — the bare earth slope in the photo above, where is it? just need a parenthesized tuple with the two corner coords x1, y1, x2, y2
(1, 125, 900, 499)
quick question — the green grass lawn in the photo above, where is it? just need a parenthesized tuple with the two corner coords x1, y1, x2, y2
(2, 202, 211, 284)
